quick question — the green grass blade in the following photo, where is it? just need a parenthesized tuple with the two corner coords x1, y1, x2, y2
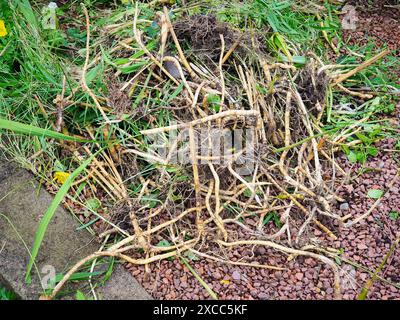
(0, 118, 91, 143)
(0, 286, 17, 300)
(180, 256, 218, 300)
(16, 0, 39, 30)
(25, 154, 96, 282)
(357, 236, 400, 300)
(54, 271, 104, 283)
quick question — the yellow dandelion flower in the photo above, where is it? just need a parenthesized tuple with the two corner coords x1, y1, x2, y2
(0, 20, 7, 37)
(54, 171, 70, 184)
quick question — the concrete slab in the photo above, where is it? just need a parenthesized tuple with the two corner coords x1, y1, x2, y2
(0, 160, 151, 300)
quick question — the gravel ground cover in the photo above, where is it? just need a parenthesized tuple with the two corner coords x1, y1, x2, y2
(343, 1, 400, 55)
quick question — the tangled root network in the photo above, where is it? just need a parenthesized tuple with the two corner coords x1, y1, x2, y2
(50, 5, 373, 299)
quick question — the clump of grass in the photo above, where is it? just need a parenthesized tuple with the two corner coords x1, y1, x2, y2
(0, 286, 17, 300)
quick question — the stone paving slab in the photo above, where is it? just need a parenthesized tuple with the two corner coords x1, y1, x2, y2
(0, 160, 151, 300)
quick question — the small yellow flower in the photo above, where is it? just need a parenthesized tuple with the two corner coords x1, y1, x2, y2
(54, 171, 70, 184)
(0, 19, 7, 37)
(220, 279, 230, 285)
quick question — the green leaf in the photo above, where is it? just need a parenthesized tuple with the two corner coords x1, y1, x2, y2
(18, 0, 39, 29)
(0, 287, 17, 300)
(156, 240, 171, 247)
(0, 118, 91, 142)
(357, 152, 367, 164)
(75, 290, 86, 300)
(184, 250, 200, 261)
(271, 33, 291, 59)
(389, 211, 399, 221)
(54, 271, 104, 283)
(280, 55, 307, 66)
(119, 61, 148, 74)
(273, 213, 282, 228)
(165, 83, 184, 103)
(243, 188, 253, 197)
(355, 132, 372, 144)
(114, 58, 130, 65)
(367, 189, 384, 199)
(25, 153, 97, 282)
(102, 257, 115, 283)
(145, 21, 160, 38)
(85, 198, 101, 211)
(53, 159, 67, 172)
(334, 256, 341, 265)
(262, 213, 274, 225)
(367, 147, 378, 156)
(85, 64, 102, 85)
(73, 182, 86, 200)
(347, 151, 358, 163)
(207, 94, 221, 112)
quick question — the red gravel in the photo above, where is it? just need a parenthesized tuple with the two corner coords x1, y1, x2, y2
(332, 138, 400, 300)
(341, 1, 400, 84)
(343, 1, 400, 55)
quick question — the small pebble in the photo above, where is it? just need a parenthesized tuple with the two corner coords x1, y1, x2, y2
(340, 202, 350, 211)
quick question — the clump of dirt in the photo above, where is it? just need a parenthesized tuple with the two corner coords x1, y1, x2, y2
(118, 152, 139, 181)
(297, 62, 329, 115)
(110, 201, 134, 233)
(106, 75, 132, 116)
(174, 14, 265, 64)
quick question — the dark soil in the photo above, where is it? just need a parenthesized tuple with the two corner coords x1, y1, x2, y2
(297, 63, 329, 115)
(174, 14, 265, 65)
(106, 75, 131, 116)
